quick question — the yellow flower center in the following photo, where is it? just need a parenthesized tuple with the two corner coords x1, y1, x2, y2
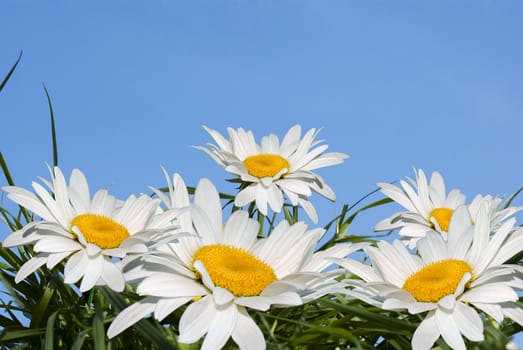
(71, 214, 130, 249)
(402, 259, 472, 303)
(429, 207, 454, 232)
(193, 244, 277, 296)
(243, 154, 289, 178)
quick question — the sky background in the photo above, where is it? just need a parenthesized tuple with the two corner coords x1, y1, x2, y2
(1, 0, 522, 346)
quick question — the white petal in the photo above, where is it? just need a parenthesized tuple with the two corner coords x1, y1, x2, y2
(417, 232, 448, 264)
(234, 185, 257, 207)
(502, 303, 523, 327)
(192, 205, 220, 245)
(235, 296, 272, 311)
(33, 236, 82, 253)
(154, 297, 192, 321)
(335, 258, 380, 282)
(179, 296, 214, 344)
(68, 168, 90, 213)
(79, 255, 105, 292)
(471, 302, 504, 323)
(194, 178, 223, 237)
(377, 182, 418, 212)
(51, 167, 76, 225)
(194, 260, 216, 290)
(454, 302, 484, 342)
(63, 250, 88, 284)
(101, 260, 125, 292)
(254, 186, 269, 216)
(45, 251, 70, 269)
(266, 183, 284, 213)
(298, 198, 318, 224)
(381, 290, 418, 311)
(15, 255, 48, 283)
(222, 211, 259, 249)
(412, 311, 440, 350)
(231, 306, 265, 350)
(435, 308, 466, 350)
(303, 243, 368, 273)
(213, 287, 234, 306)
(438, 294, 456, 311)
(460, 283, 518, 304)
(200, 303, 237, 350)
(137, 273, 207, 298)
(32, 182, 69, 228)
(107, 297, 157, 338)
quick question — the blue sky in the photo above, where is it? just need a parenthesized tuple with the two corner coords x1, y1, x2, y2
(1, 0, 522, 345)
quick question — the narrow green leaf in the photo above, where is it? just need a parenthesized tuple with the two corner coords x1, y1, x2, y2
(0, 327, 46, 341)
(42, 83, 59, 167)
(0, 152, 16, 187)
(30, 280, 56, 328)
(318, 298, 416, 333)
(296, 326, 363, 348)
(502, 185, 523, 208)
(0, 153, 31, 221)
(71, 329, 90, 350)
(0, 51, 22, 93)
(44, 310, 60, 350)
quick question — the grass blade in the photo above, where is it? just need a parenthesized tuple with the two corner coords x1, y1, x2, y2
(42, 83, 59, 167)
(0, 51, 22, 93)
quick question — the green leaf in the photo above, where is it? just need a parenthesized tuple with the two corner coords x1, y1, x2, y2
(0, 327, 46, 342)
(42, 83, 59, 167)
(0, 51, 22, 93)
(502, 185, 523, 208)
(44, 310, 60, 350)
(30, 280, 56, 328)
(71, 329, 90, 350)
(317, 298, 416, 333)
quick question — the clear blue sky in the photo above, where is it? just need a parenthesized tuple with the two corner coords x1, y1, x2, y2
(1, 0, 522, 346)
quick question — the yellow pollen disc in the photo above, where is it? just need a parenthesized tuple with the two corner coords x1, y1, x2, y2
(402, 259, 472, 303)
(429, 207, 454, 232)
(243, 154, 290, 178)
(71, 214, 130, 249)
(193, 244, 277, 297)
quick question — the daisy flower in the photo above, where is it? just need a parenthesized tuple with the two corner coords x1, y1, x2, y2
(467, 193, 523, 233)
(194, 125, 349, 223)
(108, 175, 364, 349)
(375, 168, 466, 248)
(1, 166, 180, 292)
(337, 204, 523, 350)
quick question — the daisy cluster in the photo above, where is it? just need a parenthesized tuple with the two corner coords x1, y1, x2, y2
(340, 169, 523, 350)
(1, 125, 522, 350)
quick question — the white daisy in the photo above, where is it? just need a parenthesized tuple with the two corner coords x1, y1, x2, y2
(107, 175, 364, 349)
(1, 166, 179, 292)
(194, 125, 349, 223)
(467, 193, 523, 233)
(375, 168, 467, 248)
(337, 204, 523, 350)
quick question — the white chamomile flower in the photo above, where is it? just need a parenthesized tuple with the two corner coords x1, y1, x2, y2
(467, 193, 523, 233)
(194, 125, 349, 223)
(375, 168, 466, 248)
(1, 166, 179, 292)
(108, 176, 364, 350)
(337, 204, 523, 350)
